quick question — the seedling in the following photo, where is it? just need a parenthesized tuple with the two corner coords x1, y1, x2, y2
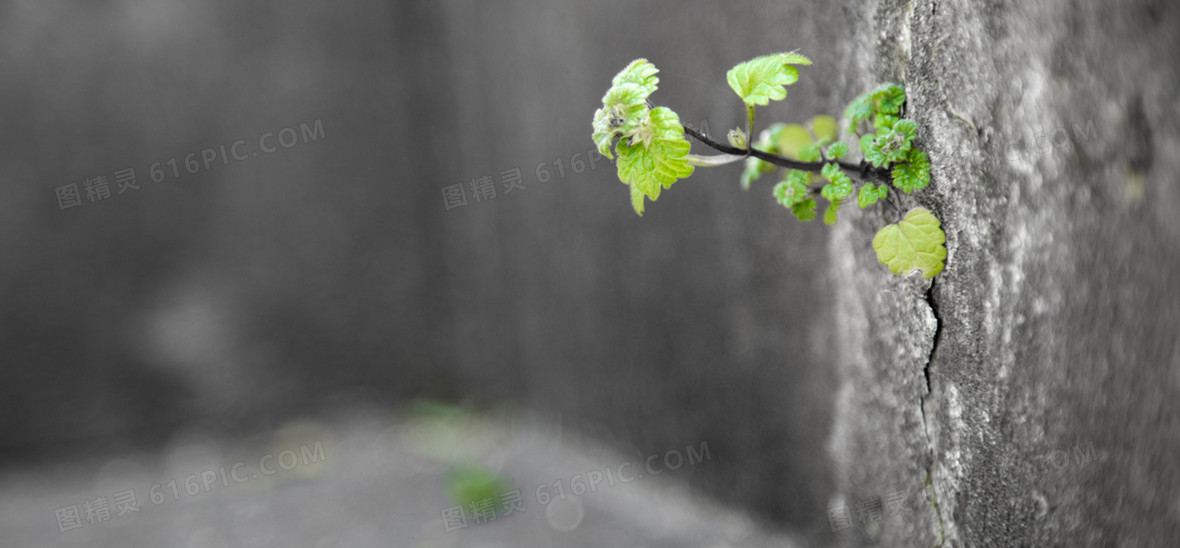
(591, 54, 946, 278)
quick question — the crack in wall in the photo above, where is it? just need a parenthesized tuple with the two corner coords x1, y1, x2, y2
(920, 279, 946, 546)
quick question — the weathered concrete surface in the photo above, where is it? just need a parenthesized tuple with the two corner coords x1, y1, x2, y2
(826, 0, 1180, 545)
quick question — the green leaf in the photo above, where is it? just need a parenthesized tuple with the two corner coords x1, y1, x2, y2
(844, 93, 873, 131)
(446, 464, 510, 512)
(873, 113, 899, 133)
(892, 148, 931, 193)
(741, 156, 774, 189)
(871, 84, 906, 115)
(872, 207, 947, 278)
(858, 183, 887, 208)
(826, 142, 848, 160)
(874, 120, 916, 164)
(798, 143, 823, 162)
(824, 200, 840, 225)
(820, 164, 853, 202)
(774, 170, 810, 207)
(726, 52, 811, 107)
(774, 124, 814, 160)
(792, 198, 817, 221)
(812, 115, 838, 141)
(893, 119, 918, 140)
(611, 59, 660, 96)
(601, 83, 649, 123)
(592, 107, 618, 158)
(616, 107, 695, 216)
(727, 128, 748, 149)
(861, 134, 887, 168)
(740, 126, 780, 189)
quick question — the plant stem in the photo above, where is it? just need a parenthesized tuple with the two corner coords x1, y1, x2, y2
(683, 122, 892, 185)
(685, 153, 746, 167)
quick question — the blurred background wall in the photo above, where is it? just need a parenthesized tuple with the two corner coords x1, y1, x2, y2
(0, 0, 855, 537)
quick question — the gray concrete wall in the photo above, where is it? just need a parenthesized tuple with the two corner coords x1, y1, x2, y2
(826, 0, 1180, 544)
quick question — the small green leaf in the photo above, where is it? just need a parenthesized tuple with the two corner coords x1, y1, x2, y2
(826, 142, 848, 160)
(727, 128, 748, 149)
(858, 183, 883, 208)
(892, 148, 931, 193)
(611, 59, 660, 97)
(601, 83, 650, 124)
(740, 127, 779, 189)
(616, 107, 695, 216)
(873, 113, 899, 133)
(775, 124, 814, 160)
(871, 84, 906, 115)
(446, 464, 510, 513)
(740, 156, 774, 189)
(792, 198, 817, 221)
(872, 207, 947, 278)
(861, 134, 887, 168)
(811, 115, 839, 141)
(844, 93, 873, 131)
(824, 200, 840, 225)
(774, 170, 810, 207)
(874, 121, 916, 164)
(726, 52, 811, 107)
(820, 162, 841, 181)
(893, 119, 918, 140)
(798, 143, 823, 162)
(820, 164, 853, 202)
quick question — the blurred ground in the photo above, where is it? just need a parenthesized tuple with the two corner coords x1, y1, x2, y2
(0, 405, 805, 547)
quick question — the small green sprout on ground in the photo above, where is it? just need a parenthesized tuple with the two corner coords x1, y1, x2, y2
(591, 53, 946, 278)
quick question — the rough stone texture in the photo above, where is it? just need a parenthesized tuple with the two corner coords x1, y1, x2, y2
(826, 0, 1180, 545)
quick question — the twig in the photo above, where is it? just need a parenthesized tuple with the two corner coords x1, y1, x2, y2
(682, 122, 892, 186)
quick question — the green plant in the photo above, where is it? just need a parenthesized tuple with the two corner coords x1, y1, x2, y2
(591, 53, 946, 278)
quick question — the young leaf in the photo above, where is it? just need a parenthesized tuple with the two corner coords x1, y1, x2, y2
(741, 156, 774, 189)
(811, 115, 839, 141)
(872, 207, 947, 278)
(873, 113, 899, 132)
(871, 84, 906, 115)
(739, 126, 781, 189)
(775, 124, 814, 160)
(823, 200, 840, 225)
(611, 59, 660, 96)
(792, 198, 817, 221)
(820, 168, 853, 202)
(826, 141, 848, 160)
(615, 107, 695, 216)
(861, 134, 888, 168)
(773, 170, 810, 207)
(798, 143, 823, 162)
(858, 183, 886, 208)
(726, 52, 811, 107)
(844, 93, 873, 131)
(874, 120, 916, 164)
(727, 128, 748, 149)
(892, 148, 931, 193)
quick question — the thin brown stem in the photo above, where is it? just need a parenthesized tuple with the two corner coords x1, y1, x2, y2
(682, 122, 892, 186)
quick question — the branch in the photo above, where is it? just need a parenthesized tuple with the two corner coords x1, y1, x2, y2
(682, 122, 892, 185)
